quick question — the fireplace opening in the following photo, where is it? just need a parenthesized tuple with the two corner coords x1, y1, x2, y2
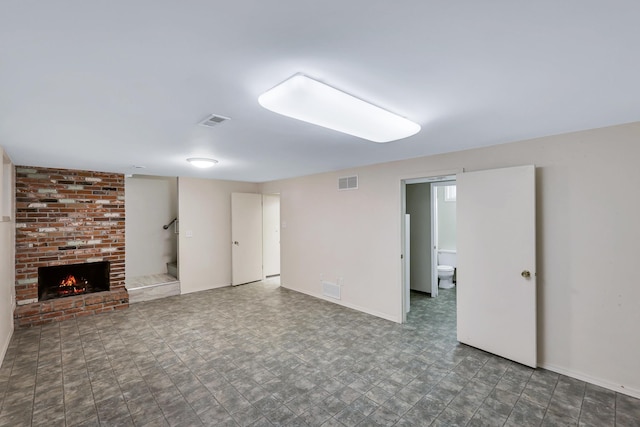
(38, 261, 110, 301)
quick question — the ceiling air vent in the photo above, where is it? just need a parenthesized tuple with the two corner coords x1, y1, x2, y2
(199, 114, 230, 128)
(338, 175, 358, 191)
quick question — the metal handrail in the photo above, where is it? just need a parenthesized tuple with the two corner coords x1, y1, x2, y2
(163, 218, 177, 230)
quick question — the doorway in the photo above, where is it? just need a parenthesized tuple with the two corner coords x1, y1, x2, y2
(124, 175, 181, 302)
(262, 194, 281, 285)
(402, 165, 537, 368)
(403, 176, 456, 321)
(231, 192, 281, 286)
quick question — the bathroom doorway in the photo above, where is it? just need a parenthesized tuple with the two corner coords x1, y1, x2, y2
(401, 166, 537, 366)
(402, 174, 457, 322)
(432, 180, 457, 293)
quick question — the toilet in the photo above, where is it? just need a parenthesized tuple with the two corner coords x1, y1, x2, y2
(437, 250, 456, 289)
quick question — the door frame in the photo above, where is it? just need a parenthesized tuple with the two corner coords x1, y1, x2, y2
(262, 193, 281, 281)
(401, 169, 460, 323)
(404, 214, 411, 313)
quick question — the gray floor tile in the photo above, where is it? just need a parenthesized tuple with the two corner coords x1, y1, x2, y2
(298, 406, 332, 426)
(541, 412, 578, 427)
(546, 394, 582, 420)
(334, 405, 366, 426)
(578, 400, 615, 427)
(468, 405, 507, 427)
(0, 281, 639, 427)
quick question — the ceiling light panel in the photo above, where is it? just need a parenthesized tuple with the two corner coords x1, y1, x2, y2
(258, 74, 421, 143)
(187, 158, 218, 168)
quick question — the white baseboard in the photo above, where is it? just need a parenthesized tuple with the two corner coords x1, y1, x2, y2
(281, 285, 401, 323)
(539, 362, 640, 399)
(0, 326, 12, 368)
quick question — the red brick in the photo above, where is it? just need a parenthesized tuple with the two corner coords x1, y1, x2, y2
(52, 298, 74, 311)
(75, 310, 94, 318)
(15, 306, 40, 318)
(14, 165, 129, 325)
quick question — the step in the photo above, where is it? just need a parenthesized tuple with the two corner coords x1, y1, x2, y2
(126, 274, 180, 303)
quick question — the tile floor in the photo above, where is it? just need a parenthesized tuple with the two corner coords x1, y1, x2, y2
(0, 280, 639, 426)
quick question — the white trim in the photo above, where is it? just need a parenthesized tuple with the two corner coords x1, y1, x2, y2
(539, 362, 640, 399)
(430, 182, 439, 298)
(282, 285, 401, 323)
(126, 280, 180, 291)
(444, 185, 457, 202)
(430, 180, 456, 188)
(0, 328, 12, 365)
(404, 175, 457, 185)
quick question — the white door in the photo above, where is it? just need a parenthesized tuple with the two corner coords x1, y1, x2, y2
(231, 193, 263, 286)
(457, 165, 537, 367)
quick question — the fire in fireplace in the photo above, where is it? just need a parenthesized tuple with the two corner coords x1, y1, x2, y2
(38, 261, 110, 301)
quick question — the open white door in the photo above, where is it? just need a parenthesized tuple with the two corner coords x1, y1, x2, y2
(457, 165, 537, 368)
(231, 193, 263, 286)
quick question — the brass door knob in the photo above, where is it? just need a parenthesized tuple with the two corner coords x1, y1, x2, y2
(521, 270, 531, 278)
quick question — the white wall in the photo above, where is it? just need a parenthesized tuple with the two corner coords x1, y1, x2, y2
(178, 177, 258, 294)
(262, 194, 280, 277)
(437, 185, 457, 251)
(406, 183, 431, 293)
(261, 122, 640, 398)
(262, 169, 404, 322)
(0, 147, 14, 364)
(125, 176, 178, 279)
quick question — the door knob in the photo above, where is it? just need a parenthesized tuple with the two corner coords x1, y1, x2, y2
(233, 241, 239, 246)
(521, 270, 531, 278)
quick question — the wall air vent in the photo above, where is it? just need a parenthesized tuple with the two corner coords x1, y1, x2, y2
(322, 281, 341, 300)
(338, 175, 358, 191)
(199, 114, 230, 128)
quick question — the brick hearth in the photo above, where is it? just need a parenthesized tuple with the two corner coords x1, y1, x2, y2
(13, 166, 128, 326)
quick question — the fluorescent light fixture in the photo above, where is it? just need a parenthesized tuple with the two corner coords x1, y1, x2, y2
(258, 74, 421, 143)
(187, 157, 218, 168)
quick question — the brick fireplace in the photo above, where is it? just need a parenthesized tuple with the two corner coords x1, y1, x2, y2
(14, 166, 128, 327)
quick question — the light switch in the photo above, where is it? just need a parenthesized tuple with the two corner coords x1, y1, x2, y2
(185, 230, 193, 238)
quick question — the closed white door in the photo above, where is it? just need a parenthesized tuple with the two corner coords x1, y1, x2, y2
(457, 165, 537, 368)
(231, 193, 263, 286)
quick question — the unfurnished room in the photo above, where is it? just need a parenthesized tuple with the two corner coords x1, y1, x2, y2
(0, 1, 639, 426)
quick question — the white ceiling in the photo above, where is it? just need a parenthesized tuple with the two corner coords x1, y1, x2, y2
(1, 1, 639, 182)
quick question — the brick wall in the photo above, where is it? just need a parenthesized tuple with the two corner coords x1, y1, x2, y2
(13, 166, 128, 326)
